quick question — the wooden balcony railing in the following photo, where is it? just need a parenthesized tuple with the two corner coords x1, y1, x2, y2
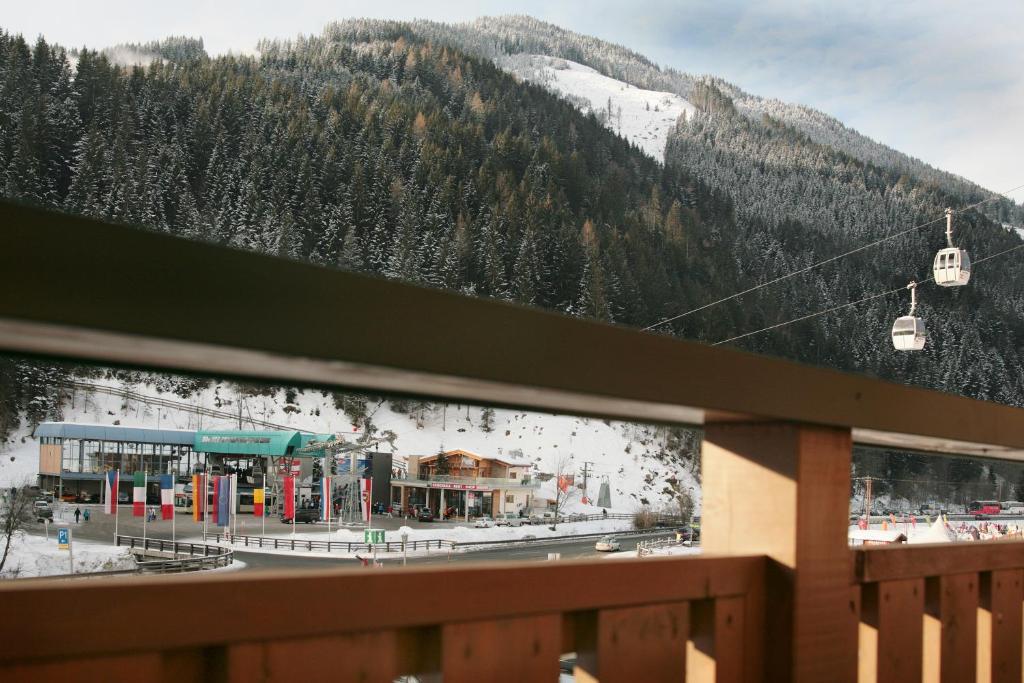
(3, 200, 1024, 681)
(854, 541, 1024, 683)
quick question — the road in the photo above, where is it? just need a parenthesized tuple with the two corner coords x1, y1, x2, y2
(229, 532, 674, 570)
(28, 508, 674, 572)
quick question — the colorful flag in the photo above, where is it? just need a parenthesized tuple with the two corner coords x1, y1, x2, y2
(159, 474, 174, 520)
(321, 476, 331, 521)
(360, 477, 371, 523)
(284, 475, 296, 520)
(192, 474, 205, 522)
(252, 472, 265, 518)
(557, 474, 574, 493)
(211, 475, 220, 525)
(104, 470, 119, 515)
(133, 471, 145, 516)
(217, 476, 231, 527)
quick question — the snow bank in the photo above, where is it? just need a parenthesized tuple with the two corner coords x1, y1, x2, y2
(256, 518, 634, 545)
(0, 532, 136, 579)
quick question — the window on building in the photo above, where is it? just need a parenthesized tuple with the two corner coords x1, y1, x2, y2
(510, 471, 517, 478)
(505, 495, 514, 504)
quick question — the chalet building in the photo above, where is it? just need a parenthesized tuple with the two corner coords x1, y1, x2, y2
(391, 449, 536, 519)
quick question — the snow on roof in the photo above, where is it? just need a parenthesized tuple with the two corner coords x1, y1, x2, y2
(33, 422, 196, 445)
(907, 518, 956, 544)
(416, 449, 530, 467)
(848, 529, 907, 544)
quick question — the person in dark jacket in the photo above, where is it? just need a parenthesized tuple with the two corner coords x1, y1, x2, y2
(74, 507, 81, 523)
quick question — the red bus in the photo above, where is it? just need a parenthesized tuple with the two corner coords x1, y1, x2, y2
(968, 500, 1001, 517)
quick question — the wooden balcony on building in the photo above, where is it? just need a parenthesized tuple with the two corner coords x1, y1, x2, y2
(2, 200, 1024, 682)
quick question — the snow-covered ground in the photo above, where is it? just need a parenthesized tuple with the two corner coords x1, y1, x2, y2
(0, 532, 136, 579)
(501, 54, 696, 161)
(0, 376, 700, 512)
(246, 518, 633, 545)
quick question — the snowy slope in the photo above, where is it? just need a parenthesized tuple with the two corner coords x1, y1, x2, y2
(0, 377, 701, 513)
(501, 54, 695, 161)
(0, 532, 137, 579)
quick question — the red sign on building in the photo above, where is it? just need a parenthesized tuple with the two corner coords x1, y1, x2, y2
(427, 482, 491, 491)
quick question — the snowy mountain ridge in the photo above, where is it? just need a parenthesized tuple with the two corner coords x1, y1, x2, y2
(500, 54, 696, 161)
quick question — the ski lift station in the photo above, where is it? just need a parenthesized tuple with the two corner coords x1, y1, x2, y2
(31, 423, 371, 505)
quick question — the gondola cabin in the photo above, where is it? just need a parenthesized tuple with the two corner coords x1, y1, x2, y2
(891, 315, 926, 351)
(933, 247, 971, 287)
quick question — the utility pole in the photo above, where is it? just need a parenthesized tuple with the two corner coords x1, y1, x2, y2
(581, 461, 594, 504)
(864, 477, 873, 523)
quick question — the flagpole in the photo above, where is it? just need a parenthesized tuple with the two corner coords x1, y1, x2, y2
(142, 468, 147, 552)
(291, 475, 296, 537)
(171, 481, 176, 547)
(113, 471, 119, 545)
(203, 472, 208, 541)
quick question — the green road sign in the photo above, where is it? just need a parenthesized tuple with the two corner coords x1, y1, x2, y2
(364, 529, 385, 544)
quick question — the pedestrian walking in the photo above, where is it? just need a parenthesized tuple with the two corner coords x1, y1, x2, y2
(83, 508, 91, 523)
(74, 507, 81, 523)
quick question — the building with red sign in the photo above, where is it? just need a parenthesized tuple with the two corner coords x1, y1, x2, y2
(391, 449, 536, 519)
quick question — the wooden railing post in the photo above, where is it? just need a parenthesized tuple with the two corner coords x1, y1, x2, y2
(702, 422, 854, 683)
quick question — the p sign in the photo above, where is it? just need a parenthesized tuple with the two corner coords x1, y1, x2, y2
(57, 527, 70, 550)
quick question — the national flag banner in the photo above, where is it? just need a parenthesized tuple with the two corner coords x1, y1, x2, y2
(252, 472, 265, 518)
(192, 474, 202, 521)
(133, 471, 146, 516)
(104, 470, 119, 515)
(321, 477, 331, 521)
(360, 477, 371, 523)
(159, 474, 174, 520)
(211, 475, 220, 525)
(217, 476, 231, 527)
(284, 475, 295, 520)
(557, 474, 574, 493)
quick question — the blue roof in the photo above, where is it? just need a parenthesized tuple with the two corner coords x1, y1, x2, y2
(33, 422, 195, 446)
(193, 431, 332, 457)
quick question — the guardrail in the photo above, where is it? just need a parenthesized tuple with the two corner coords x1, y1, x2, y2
(116, 535, 233, 572)
(204, 532, 455, 553)
(204, 527, 674, 553)
(637, 537, 693, 557)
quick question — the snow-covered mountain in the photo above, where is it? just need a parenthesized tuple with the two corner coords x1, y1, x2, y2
(326, 15, 1020, 224)
(501, 54, 695, 161)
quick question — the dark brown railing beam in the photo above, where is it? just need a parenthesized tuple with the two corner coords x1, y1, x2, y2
(2, 201, 1024, 459)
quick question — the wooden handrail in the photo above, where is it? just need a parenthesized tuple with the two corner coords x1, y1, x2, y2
(0, 554, 763, 665)
(2, 201, 1024, 460)
(855, 540, 1024, 583)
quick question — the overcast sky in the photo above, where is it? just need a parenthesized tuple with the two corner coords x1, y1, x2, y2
(4, 0, 1021, 197)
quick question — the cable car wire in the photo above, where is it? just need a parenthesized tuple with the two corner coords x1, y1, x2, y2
(712, 240, 1024, 347)
(643, 182, 1024, 332)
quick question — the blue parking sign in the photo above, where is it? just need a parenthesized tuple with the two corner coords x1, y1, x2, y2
(57, 527, 69, 550)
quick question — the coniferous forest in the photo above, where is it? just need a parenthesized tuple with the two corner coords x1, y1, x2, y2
(2, 21, 1023, 504)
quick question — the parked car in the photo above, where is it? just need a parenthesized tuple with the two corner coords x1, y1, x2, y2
(529, 511, 556, 525)
(473, 516, 496, 528)
(280, 508, 320, 524)
(417, 508, 435, 522)
(118, 492, 130, 504)
(33, 501, 53, 522)
(675, 526, 700, 544)
(594, 536, 620, 552)
(495, 513, 523, 527)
